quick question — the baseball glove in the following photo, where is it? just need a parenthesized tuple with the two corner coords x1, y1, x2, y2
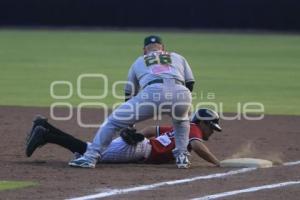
(120, 127, 145, 145)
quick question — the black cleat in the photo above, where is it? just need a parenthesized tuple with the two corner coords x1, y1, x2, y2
(26, 126, 48, 157)
(26, 115, 48, 146)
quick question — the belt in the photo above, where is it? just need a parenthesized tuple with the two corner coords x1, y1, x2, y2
(144, 79, 184, 89)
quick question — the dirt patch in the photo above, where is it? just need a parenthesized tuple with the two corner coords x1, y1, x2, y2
(0, 106, 299, 199)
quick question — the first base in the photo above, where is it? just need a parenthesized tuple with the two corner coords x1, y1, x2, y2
(220, 158, 273, 168)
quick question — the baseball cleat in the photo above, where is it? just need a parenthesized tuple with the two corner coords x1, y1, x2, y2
(26, 115, 48, 145)
(176, 153, 191, 169)
(73, 152, 83, 160)
(68, 156, 96, 168)
(26, 126, 48, 157)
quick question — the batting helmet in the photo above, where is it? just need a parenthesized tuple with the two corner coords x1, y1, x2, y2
(191, 108, 222, 132)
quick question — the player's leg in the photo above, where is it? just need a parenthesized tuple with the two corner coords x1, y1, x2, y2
(26, 116, 87, 157)
(91, 100, 157, 152)
(99, 137, 151, 163)
(69, 91, 157, 168)
(170, 87, 192, 168)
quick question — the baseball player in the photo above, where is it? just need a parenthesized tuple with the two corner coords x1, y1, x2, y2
(26, 109, 221, 167)
(69, 35, 195, 168)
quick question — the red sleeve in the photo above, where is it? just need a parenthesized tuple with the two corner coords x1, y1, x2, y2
(189, 123, 204, 141)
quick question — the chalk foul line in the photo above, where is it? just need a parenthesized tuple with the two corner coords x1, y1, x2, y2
(190, 180, 300, 200)
(283, 160, 300, 166)
(67, 168, 256, 200)
(67, 160, 300, 200)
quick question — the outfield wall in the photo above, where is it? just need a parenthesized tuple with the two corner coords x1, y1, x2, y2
(0, 0, 299, 31)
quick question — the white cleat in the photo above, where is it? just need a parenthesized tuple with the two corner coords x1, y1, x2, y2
(69, 156, 96, 168)
(176, 153, 191, 169)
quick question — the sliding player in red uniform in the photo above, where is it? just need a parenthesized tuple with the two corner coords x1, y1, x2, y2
(26, 108, 221, 167)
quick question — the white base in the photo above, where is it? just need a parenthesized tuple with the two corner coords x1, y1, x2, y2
(220, 158, 273, 168)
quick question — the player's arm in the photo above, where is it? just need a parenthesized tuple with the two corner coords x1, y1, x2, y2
(190, 140, 220, 167)
(140, 126, 157, 138)
(182, 56, 195, 92)
(124, 65, 139, 101)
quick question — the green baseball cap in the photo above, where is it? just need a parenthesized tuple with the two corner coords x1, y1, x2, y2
(144, 35, 163, 47)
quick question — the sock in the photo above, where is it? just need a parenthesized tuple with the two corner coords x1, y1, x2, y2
(43, 122, 87, 154)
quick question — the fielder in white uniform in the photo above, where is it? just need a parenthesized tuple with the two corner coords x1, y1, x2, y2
(69, 35, 195, 168)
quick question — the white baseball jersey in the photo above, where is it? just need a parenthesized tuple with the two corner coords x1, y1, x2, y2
(125, 50, 195, 95)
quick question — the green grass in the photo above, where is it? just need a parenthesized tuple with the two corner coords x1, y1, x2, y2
(0, 29, 299, 115)
(0, 181, 37, 191)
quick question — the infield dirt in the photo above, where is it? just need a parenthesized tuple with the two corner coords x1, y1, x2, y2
(0, 106, 299, 199)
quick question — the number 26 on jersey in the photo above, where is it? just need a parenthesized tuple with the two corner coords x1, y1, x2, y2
(144, 53, 172, 66)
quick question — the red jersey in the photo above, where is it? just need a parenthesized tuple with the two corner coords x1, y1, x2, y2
(145, 123, 204, 164)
